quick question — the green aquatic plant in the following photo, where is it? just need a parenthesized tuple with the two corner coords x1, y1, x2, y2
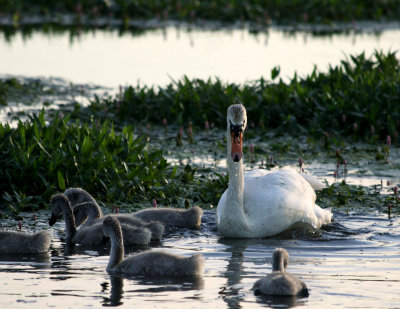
(317, 182, 399, 215)
(0, 110, 169, 211)
(0, 110, 230, 214)
(77, 51, 399, 143)
(0, 78, 55, 107)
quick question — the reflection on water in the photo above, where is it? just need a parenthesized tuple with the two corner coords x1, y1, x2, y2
(102, 275, 123, 307)
(0, 210, 399, 308)
(1, 25, 400, 87)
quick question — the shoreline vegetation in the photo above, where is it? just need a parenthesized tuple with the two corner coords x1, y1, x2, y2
(0, 2, 399, 42)
(1, 49, 399, 216)
(1, 0, 400, 27)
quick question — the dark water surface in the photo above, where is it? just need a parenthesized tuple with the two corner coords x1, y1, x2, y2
(0, 209, 399, 308)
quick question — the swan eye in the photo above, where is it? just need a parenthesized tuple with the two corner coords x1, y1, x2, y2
(229, 120, 244, 137)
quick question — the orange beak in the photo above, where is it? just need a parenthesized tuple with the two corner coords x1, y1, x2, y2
(231, 131, 243, 162)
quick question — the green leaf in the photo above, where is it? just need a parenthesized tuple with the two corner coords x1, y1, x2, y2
(171, 166, 178, 178)
(57, 170, 66, 190)
(3, 192, 13, 202)
(38, 109, 46, 127)
(271, 66, 280, 80)
(81, 135, 93, 155)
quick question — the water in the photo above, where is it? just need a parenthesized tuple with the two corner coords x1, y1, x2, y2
(0, 76, 112, 126)
(1, 24, 400, 88)
(1, 23, 400, 308)
(0, 210, 399, 308)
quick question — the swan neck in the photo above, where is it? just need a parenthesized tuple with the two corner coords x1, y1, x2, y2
(107, 226, 124, 271)
(227, 128, 244, 205)
(86, 201, 102, 224)
(61, 201, 77, 242)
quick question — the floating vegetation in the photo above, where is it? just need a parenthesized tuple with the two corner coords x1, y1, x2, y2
(317, 181, 399, 216)
(0, 76, 111, 126)
(0, 77, 54, 107)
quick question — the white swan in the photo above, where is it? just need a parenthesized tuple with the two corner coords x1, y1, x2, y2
(216, 104, 332, 238)
(252, 248, 309, 296)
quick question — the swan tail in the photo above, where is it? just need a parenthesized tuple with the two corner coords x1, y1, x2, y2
(31, 231, 51, 253)
(121, 225, 151, 246)
(187, 206, 203, 229)
(186, 254, 204, 276)
(145, 222, 164, 241)
(314, 204, 333, 226)
(300, 173, 326, 190)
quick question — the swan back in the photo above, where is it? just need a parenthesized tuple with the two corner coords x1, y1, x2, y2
(218, 168, 332, 238)
(116, 250, 204, 277)
(132, 206, 203, 230)
(72, 205, 164, 241)
(105, 213, 164, 241)
(73, 221, 151, 247)
(118, 223, 151, 246)
(71, 222, 107, 246)
(0, 230, 51, 254)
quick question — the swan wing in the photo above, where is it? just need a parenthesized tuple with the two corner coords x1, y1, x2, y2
(243, 169, 330, 237)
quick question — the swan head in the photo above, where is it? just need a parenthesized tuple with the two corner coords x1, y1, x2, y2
(272, 248, 289, 272)
(49, 193, 69, 226)
(103, 216, 121, 238)
(227, 104, 247, 162)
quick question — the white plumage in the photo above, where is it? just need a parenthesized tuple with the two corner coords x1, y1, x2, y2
(216, 104, 332, 238)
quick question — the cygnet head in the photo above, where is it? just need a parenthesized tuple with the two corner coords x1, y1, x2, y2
(272, 248, 289, 272)
(103, 216, 122, 239)
(49, 193, 70, 226)
(227, 104, 247, 162)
